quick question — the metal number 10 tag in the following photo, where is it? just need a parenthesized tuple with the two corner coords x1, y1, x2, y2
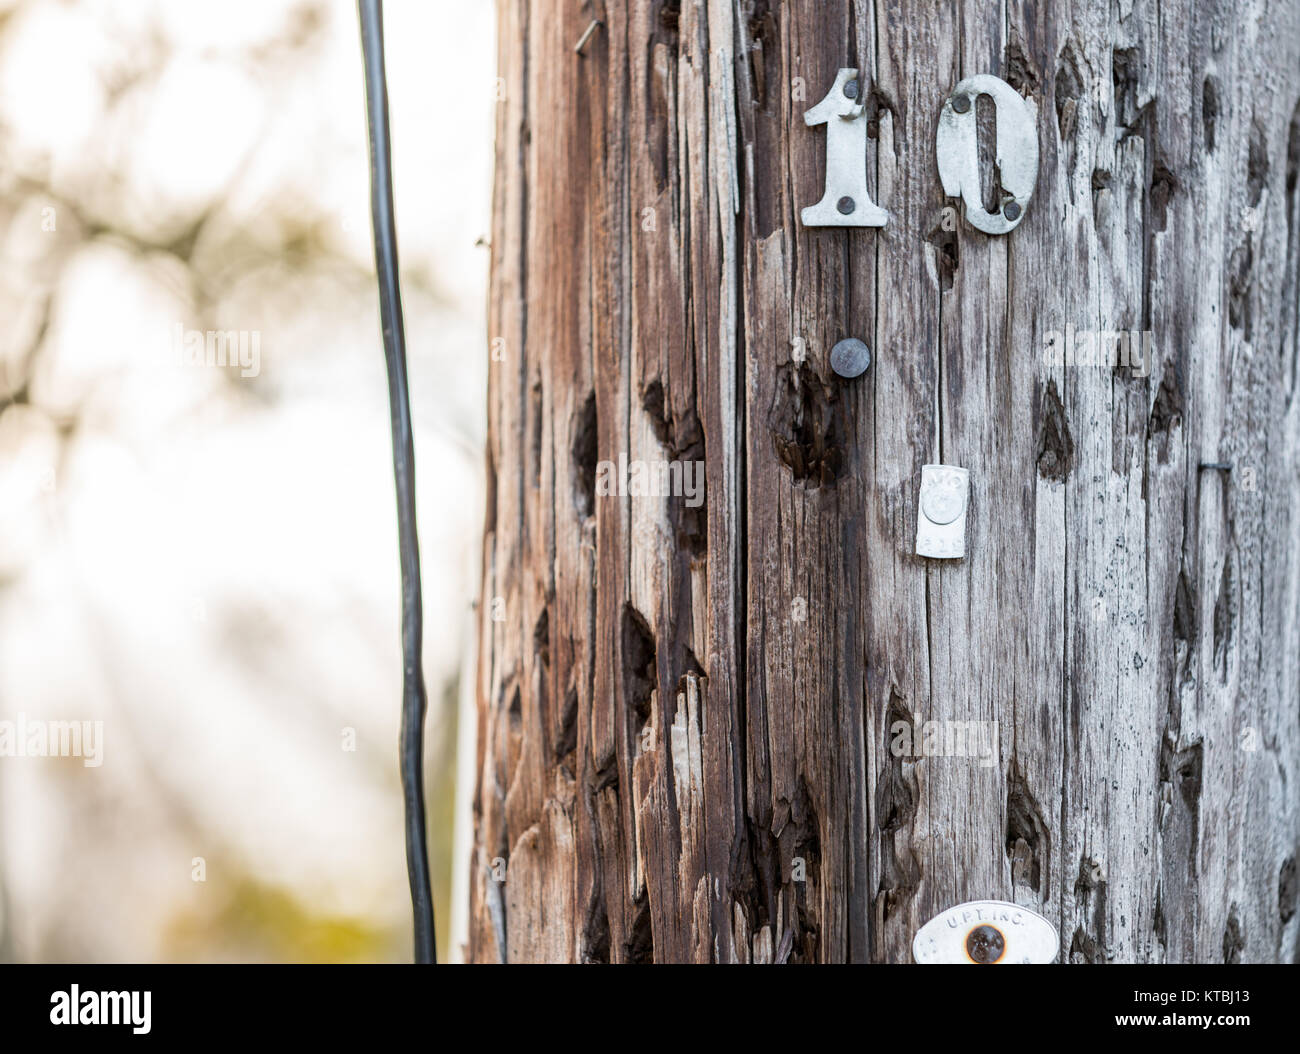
(802, 69, 1038, 235)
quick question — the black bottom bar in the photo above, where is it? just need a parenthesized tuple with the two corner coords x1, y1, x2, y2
(0, 963, 1289, 1040)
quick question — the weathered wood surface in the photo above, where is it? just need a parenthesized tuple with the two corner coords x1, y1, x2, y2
(468, 0, 1300, 962)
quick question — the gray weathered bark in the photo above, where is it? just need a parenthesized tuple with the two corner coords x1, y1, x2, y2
(468, 0, 1300, 963)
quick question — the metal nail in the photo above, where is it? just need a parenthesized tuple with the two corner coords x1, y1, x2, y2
(966, 925, 1005, 964)
(830, 338, 871, 379)
(836, 196, 856, 214)
(951, 93, 971, 113)
(573, 19, 602, 55)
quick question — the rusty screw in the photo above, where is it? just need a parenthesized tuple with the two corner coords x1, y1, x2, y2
(966, 924, 1005, 964)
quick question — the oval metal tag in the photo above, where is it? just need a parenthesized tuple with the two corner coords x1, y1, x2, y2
(912, 900, 1058, 964)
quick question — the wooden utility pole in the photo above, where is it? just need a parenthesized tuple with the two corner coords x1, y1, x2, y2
(467, 0, 1300, 963)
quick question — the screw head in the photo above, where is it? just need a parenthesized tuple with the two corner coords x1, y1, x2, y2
(843, 78, 860, 100)
(951, 94, 971, 114)
(830, 338, 871, 379)
(1003, 201, 1022, 221)
(966, 925, 1005, 964)
(836, 196, 856, 215)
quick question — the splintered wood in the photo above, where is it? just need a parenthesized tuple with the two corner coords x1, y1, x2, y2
(469, 0, 1300, 963)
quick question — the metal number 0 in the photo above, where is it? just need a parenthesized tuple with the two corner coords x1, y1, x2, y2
(936, 74, 1038, 234)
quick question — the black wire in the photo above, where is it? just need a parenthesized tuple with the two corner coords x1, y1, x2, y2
(357, 0, 436, 965)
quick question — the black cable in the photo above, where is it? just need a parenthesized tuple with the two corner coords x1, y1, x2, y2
(357, 0, 436, 964)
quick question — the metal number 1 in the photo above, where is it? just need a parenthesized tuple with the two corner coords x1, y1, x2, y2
(801, 68, 888, 228)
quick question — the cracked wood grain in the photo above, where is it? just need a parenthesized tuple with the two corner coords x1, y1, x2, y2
(468, 0, 1300, 963)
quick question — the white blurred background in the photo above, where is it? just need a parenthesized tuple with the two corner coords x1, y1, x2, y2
(0, 0, 494, 962)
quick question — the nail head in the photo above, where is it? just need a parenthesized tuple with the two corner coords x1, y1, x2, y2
(966, 925, 1005, 964)
(830, 338, 871, 379)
